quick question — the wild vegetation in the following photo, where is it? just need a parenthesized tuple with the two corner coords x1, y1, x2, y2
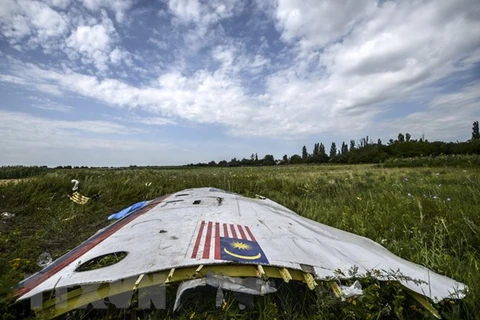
(190, 121, 480, 166)
(0, 160, 479, 319)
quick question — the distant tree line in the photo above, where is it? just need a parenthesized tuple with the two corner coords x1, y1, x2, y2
(0, 166, 51, 179)
(188, 121, 480, 167)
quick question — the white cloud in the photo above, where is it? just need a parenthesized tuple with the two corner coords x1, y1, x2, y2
(0, 60, 254, 127)
(211, 43, 270, 76)
(81, 0, 133, 22)
(41, 0, 71, 10)
(0, 111, 146, 165)
(256, 0, 480, 137)
(0, 110, 132, 136)
(28, 96, 73, 112)
(147, 37, 168, 50)
(109, 47, 132, 66)
(0, 0, 68, 47)
(0, 2, 31, 40)
(386, 82, 480, 141)
(274, 0, 373, 48)
(0, 110, 216, 166)
(167, 0, 243, 49)
(1, 0, 479, 147)
(135, 117, 178, 126)
(0, 74, 29, 86)
(66, 18, 115, 71)
(24, 1, 68, 37)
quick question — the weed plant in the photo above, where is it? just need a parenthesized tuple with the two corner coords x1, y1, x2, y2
(0, 164, 479, 319)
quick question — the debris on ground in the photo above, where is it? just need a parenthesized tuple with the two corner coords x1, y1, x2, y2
(1, 212, 15, 220)
(37, 252, 53, 268)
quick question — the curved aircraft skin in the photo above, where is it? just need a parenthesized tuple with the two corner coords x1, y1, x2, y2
(16, 187, 465, 306)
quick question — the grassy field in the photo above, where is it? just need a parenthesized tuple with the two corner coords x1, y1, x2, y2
(0, 164, 479, 319)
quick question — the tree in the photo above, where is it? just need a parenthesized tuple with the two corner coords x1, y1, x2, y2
(290, 154, 302, 164)
(319, 143, 326, 156)
(472, 121, 480, 140)
(313, 143, 319, 156)
(302, 145, 308, 160)
(228, 158, 239, 166)
(329, 142, 337, 158)
(311, 143, 329, 163)
(281, 154, 288, 164)
(405, 133, 411, 142)
(262, 154, 275, 166)
(360, 136, 369, 148)
(377, 138, 382, 145)
(255, 153, 258, 162)
(350, 140, 355, 150)
(398, 133, 405, 143)
(341, 142, 348, 154)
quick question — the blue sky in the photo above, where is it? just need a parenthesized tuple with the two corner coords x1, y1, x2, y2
(0, 0, 479, 166)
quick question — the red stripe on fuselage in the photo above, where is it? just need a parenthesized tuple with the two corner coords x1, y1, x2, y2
(202, 221, 213, 259)
(14, 194, 171, 298)
(214, 222, 220, 259)
(230, 224, 238, 239)
(237, 225, 247, 240)
(245, 226, 256, 242)
(223, 223, 228, 238)
(191, 220, 205, 259)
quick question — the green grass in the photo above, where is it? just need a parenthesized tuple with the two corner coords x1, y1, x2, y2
(0, 164, 479, 319)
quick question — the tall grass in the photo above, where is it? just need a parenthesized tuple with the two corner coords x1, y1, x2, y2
(0, 164, 479, 319)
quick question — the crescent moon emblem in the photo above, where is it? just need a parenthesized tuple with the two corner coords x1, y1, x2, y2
(223, 248, 262, 260)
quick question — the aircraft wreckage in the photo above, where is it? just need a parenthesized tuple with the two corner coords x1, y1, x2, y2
(14, 187, 466, 318)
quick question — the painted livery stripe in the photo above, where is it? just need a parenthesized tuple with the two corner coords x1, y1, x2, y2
(14, 194, 171, 298)
(237, 225, 247, 240)
(245, 226, 256, 242)
(203, 221, 213, 259)
(191, 220, 205, 259)
(223, 223, 229, 238)
(230, 224, 237, 239)
(215, 222, 220, 260)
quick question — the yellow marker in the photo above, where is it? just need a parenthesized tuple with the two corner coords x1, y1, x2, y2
(303, 273, 317, 290)
(133, 274, 144, 290)
(257, 265, 267, 280)
(166, 268, 175, 283)
(329, 282, 342, 298)
(194, 265, 203, 277)
(68, 192, 90, 205)
(407, 289, 441, 319)
(279, 268, 292, 283)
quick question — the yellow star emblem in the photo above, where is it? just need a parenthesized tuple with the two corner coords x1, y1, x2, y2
(232, 241, 251, 250)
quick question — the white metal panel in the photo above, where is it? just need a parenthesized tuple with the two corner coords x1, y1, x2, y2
(18, 188, 466, 303)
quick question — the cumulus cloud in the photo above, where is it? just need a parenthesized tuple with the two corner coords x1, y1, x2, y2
(109, 47, 132, 65)
(41, 0, 71, 10)
(66, 15, 116, 71)
(1, 0, 479, 146)
(81, 0, 133, 22)
(387, 82, 480, 141)
(259, 0, 480, 137)
(0, 0, 68, 48)
(274, 0, 373, 48)
(167, 0, 244, 49)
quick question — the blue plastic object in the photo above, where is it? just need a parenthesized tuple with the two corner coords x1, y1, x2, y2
(108, 201, 148, 220)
